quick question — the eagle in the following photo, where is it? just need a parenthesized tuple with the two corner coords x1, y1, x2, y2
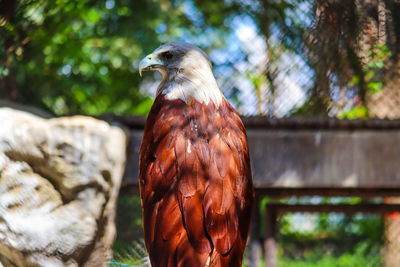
(138, 42, 254, 267)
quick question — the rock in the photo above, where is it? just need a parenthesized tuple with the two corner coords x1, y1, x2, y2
(0, 108, 127, 267)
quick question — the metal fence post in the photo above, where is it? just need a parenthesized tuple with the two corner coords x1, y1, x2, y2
(264, 205, 277, 267)
(248, 195, 262, 267)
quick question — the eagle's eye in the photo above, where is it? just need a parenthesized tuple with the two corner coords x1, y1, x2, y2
(162, 51, 173, 60)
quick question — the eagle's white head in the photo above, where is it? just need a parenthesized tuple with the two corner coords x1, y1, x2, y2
(139, 42, 223, 106)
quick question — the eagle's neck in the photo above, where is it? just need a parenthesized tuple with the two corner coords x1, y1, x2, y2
(157, 67, 223, 106)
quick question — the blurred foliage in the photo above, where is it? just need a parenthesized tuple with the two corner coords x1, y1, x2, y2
(0, 0, 235, 115)
(1, 0, 399, 117)
(114, 195, 143, 248)
(278, 242, 380, 267)
(338, 106, 368, 120)
(261, 0, 400, 118)
(273, 197, 383, 266)
(279, 213, 382, 259)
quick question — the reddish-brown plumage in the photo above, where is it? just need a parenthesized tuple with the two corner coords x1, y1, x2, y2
(139, 94, 254, 267)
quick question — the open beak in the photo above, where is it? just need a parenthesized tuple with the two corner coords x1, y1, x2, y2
(139, 53, 163, 76)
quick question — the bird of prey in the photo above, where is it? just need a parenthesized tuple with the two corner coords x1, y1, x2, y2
(138, 42, 254, 267)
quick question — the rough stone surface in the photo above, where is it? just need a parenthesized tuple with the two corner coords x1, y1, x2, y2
(0, 108, 127, 267)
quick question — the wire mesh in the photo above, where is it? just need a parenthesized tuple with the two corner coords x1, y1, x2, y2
(143, 0, 400, 119)
(383, 215, 400, 267)
(119, 1, 400, 266)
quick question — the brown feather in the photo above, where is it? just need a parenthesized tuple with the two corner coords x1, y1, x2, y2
(139, 94, 254, 267)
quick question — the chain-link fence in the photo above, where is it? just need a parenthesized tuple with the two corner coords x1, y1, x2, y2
(139, 0, 400, 119)
(116, 1, 400, 266)
(383, 214, 400, 267)
(210, 1, 315, 117)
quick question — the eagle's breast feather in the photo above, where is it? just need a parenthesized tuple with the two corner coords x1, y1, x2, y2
(139, 90, 254, 265)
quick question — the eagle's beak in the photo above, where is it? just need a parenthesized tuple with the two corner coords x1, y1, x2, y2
(139, 53, 163, 77)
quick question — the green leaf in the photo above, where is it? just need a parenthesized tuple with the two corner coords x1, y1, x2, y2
(86, 9, 101, 22)
(349, 75, 360, 85)
(367, 60, 384, 69)
(367, 81, 383, 94)
(338, 106, 368, 119)
(364, 71, 374, 81)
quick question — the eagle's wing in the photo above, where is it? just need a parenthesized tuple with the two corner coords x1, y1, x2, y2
(139, 96, 254, 266)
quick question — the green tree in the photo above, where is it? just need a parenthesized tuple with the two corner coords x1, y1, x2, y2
(0, 0, 234, 115)
(2, 0, 399, 117)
